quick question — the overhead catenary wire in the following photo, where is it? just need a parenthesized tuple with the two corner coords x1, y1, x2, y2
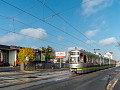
(0, 0, 95, 50)
(37, 0, 108, 53)
(0, 27, 70, 47)
(0, 14, 92, 50)
(1, 0, 108, 55)
(3, 0, 108, 54)
(13, 3, 40, 18)
(38, 0, 95, 21)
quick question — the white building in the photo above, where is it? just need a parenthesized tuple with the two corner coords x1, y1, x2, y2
(104, 52, 113, 59)
(0, 45, 20, 66)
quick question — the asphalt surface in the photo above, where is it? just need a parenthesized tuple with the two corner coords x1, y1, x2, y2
(20, 67, 120, 90)
(0, 69, 70, 90)
(0, 67, 119, 90)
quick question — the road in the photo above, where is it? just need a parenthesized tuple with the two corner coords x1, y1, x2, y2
(0, 67, 119, 90)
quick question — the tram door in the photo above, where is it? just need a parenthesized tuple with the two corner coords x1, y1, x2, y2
(84, 55, 87, 63)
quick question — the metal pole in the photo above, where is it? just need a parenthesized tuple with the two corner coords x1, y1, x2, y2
(0, 50, 1, 62)
(60, 58, 61, 68)
(60, 48, 61, 68)
(109, 57, 110, 64)
(100, 56, 101, 66)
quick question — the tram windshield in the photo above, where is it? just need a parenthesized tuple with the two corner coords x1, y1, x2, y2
(70, 52, 79, 55)
(70, 57, 79, 64)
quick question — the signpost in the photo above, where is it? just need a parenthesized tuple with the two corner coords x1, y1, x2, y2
(55, 51, 66, 68)
(41, 53, 45, 61)
(26, 57, 29, 61)
(55, 52, 66, 58)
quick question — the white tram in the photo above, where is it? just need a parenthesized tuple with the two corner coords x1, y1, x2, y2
(69, 49, 116, 74)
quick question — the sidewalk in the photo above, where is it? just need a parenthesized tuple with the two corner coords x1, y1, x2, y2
(0, 66, 69, 73)
(0, 66, 20, 72)
(19, 68, 69, 74)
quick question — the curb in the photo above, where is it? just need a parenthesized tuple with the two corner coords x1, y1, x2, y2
(107, 73, 120, 90)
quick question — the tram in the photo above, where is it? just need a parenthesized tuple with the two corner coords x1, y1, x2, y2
(69, 49, 116, 74)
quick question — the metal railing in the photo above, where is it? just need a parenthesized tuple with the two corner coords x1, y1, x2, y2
(23, 63, 69, 71)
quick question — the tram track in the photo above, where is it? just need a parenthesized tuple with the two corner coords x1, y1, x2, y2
(0, 67, 117, 90)
(21, 67, 117, 90)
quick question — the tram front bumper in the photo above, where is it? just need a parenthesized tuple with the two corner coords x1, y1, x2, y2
(70, 68, 77, 72)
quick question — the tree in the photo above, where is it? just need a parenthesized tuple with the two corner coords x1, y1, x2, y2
(18, 47, 36, 63)
(16, 58, 21, 66)
(45, 46, 55, 59)
(41, 47, 46, 51)
(65, 59, 69, 63)
(41, 46, 55, 61)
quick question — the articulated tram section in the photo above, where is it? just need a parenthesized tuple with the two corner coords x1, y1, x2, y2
(69, 49, 116, 74)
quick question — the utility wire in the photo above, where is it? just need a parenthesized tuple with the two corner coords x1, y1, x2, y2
(37, 0, 89, 39)
(13, 3, 39, 18)
(0, 27, 70, 47)
(0, 0, 106, 54)
(0, 0, 94, 49)
(0, 14, 92, 50)
(37, 0, 108, 53)
(39, 0, 95, 21)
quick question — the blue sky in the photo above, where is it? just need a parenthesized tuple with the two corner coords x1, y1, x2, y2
(0, 0, 120, 60)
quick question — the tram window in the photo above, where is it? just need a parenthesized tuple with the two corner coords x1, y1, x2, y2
(93, 57, 94, 64)
(86, 55, 89, 63)
(87, 55, 90, 64)
(94, 57, 96, 64)
(84, 55, 87, 63)
(102, 58, 104, 64)
(96, 57, 98, 64)
(80, 53, 84, 63)
(91, 57, 93, 64)
(89, 56, 92, 64)
(87, 56, 89, 63)
(88, 56, 91, 64)
(70, 57, 79, 64)
(98, 58, 100, 64)
(93, 57, 95, 64)
(95, 57, 97, 64)
(70, 52, 79, 55)
(104, 59, 107, 64)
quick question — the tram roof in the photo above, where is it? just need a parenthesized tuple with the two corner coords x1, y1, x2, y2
(70, 49, 102, 57)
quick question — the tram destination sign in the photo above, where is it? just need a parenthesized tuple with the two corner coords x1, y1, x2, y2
(55, 52, 66, 58)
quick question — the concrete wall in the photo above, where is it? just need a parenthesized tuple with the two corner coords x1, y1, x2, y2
(9, 50, 17, 66)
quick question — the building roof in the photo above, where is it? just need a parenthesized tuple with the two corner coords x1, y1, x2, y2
(0, 44, 22, 50)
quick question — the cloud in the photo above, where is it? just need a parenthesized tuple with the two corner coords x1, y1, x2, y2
(58, 36, 64, 40)
(0, 33, 22, 44)
(101, 21, 106, 26)
(20, 28, 48, 39)
(0, 28, 48, 45)
(85, 29, 99, 38)
(82, 0, 113, 15)
(99, 37, 116, 46)
(86, 40, 95, 44)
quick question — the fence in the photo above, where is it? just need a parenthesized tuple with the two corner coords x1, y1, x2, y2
(24, 63, 69, 70)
